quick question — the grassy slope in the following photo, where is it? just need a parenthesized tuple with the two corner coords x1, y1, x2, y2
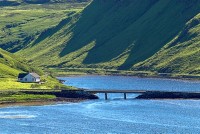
(0, 48, 69, 90)
(15, 0, 200, 76)
(0, 2, 88, 90)
(0, 48, 40, 78)
(0, 3, 84, 52)
(0, 48, 39, 89)
(0, 48, 71, 102)
(134, 14, 200, 75)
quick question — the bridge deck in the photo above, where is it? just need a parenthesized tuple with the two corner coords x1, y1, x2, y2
(85, 90, 146, 94)
(85, 90, 200, 94)
(84, 89, 200, 100)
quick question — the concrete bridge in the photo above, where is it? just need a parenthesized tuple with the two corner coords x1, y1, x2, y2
(85, 90, 146, 100)
(85, 89, 200, 100)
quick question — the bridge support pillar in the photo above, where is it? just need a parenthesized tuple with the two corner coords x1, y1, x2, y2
(105, 93, 108, 100)
(124, 93, 127, 99)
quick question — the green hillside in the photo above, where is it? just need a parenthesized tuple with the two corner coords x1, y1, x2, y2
(134, 13, 200, 75)
(0, 48, 40, 78)
(0, 48, 41, 89)
(0, 48, 69, 90)
(0, 0, 199, 76)
(0, 1, 88, 52)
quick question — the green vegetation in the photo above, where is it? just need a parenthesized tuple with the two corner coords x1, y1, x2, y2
(0, 1, 86, 104)
(50, 67, 155, 77)
(0, 77, 73, 90)
(9, 0, 198, 77)
(0, 91, 56, 103)
(0, 78, 33, 90)
(0, 48, 73, 103)
(0, 48, 71, 90)
(0, 48, 42, 78)
(0, 0, 200, 104)
(134, 13, 200, 75)
(0, 2, 87, 52)
(0, 0, 199, 78)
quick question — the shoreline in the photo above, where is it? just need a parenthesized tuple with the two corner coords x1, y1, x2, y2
(1, 91, 200, 108)
(0, 89, 98, 108)
(0, 73, 199, 108)
(0, 97, 87, 108)
(57, 73, 200, 82)
(1, 95, 200, 108)
(51, 68, 200, 82)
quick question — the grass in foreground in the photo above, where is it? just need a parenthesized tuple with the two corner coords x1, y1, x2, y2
(0, 78, 33, 90)
(0, 91, 56, 103)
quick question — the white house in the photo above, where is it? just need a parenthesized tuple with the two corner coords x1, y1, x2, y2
(18, 72, 40, 83)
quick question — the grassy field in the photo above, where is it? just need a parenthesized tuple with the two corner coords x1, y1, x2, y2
(0, 91, 56, 103)
(0, 78, 33, 90)
(0, 75, 75, 90)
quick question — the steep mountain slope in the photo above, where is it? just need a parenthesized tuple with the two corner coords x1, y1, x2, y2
(134, 14, 200, 75)
(0, 1, 89, 52)
(0, 48, 40, 78)
(9, 0, 200, 75)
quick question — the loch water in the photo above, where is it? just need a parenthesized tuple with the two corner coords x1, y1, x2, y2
(1, 76, 200, 134)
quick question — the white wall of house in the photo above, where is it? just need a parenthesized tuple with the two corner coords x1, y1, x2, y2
(19, 74, 40, 83)
(35, 77, 40, 82)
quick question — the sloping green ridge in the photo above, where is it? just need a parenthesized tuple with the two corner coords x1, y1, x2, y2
(13, 0, 200, 75)
(0, 5, 81, 53)
(0, 49, 67, 90)
(0, 48, 41, 78)
(134, 14, 200, 75)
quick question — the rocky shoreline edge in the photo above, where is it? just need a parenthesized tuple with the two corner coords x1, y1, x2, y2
(0, 89, 98, 107)
(1, 89, 200, 108)
(136, 91, 200, 99)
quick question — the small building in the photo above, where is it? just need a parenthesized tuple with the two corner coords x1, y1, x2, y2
(18, 72, 40, 83)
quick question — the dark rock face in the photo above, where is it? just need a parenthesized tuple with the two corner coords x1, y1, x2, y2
(136, 91, 200, 99)
(0, 53, 3, 58)
(58, 90, 99, 99)
(21, 90, 99, 99)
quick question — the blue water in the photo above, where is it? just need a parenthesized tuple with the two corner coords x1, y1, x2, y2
(60, 75, 200, 91)
(1, 76, 200, 134)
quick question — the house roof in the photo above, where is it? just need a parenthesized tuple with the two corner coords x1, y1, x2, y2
(18, 72, 40, 78)
(18, 73, 28, 78)
(30, 73, 40, 78)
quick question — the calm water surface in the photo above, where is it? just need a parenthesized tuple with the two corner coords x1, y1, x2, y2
(0, 76, 200, 134)
(60, 75, 200, 91)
